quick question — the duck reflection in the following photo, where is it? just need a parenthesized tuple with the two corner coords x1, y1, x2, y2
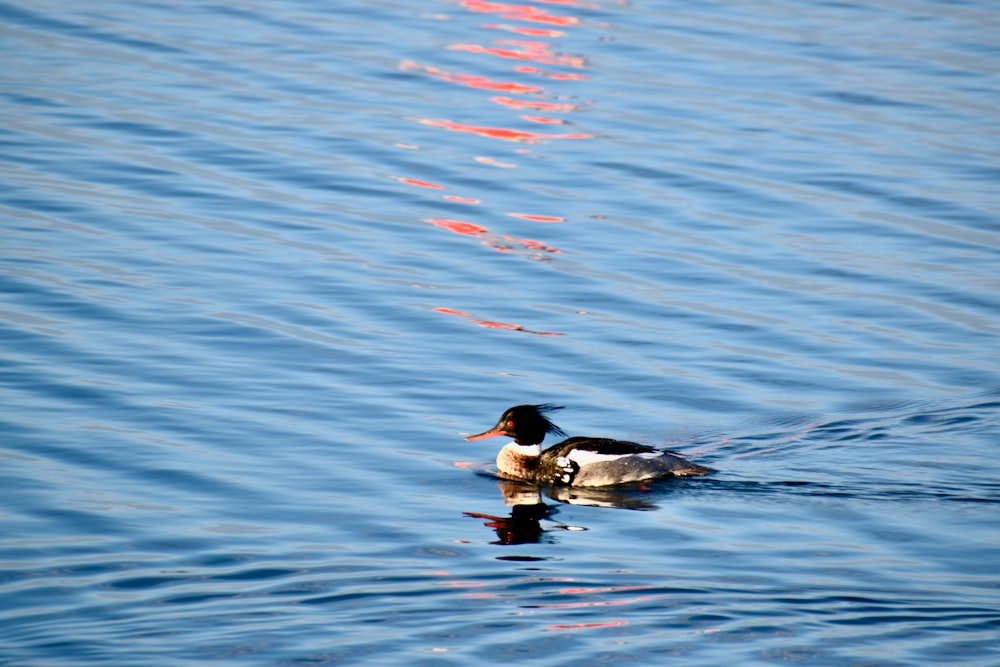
(464, 477, 663, 544)
(463, 479, 554, 545)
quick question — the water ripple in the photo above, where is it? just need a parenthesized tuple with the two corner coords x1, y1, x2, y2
(2, 0, 999, 665)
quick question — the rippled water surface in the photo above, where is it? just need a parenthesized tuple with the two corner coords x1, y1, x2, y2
(2, 0, 999, 664)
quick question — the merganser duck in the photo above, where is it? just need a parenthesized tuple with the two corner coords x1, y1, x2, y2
(465, 404, 715, 487)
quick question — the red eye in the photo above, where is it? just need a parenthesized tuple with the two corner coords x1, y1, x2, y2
(506, 420, 514, 428)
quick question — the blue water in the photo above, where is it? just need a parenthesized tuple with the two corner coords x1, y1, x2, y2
(2, 0, 999, 664)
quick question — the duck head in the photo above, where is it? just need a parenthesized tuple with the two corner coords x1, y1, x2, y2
(465, 404, 567, 446)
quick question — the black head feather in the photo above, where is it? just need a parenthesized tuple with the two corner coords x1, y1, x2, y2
(530, 404, 567, 439)
(499, 404, 566, 444)
(466, 404, 568, 446)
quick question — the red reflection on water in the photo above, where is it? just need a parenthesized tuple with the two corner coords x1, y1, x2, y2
(434, 306, 564, 336)
(496, 39, 551, 50)
(546, 621, 629, 631)
(421, 118, 591, 142)
(434, 307, 472, 316)
(428, 218, 489, 236)
(507, 212, 565, 222)
(474, 156, 517, 168)
(557, 586, 652, 594)
(504, 237, 561, 253)
(449, 43, 584, 68)
(481, 23, 566, 37)
(443, 195, 481, 203)
(436, 580, 487, 587)
(491, 96, 578, 112)
(460, 1, 580, 26)
(397, 177, 446, 189)
(509, 66, 589, 81)
(425, 218, 562, 256)
(401, 60, 542, 94)
(532, 595, 659, 609)
(521, 115, 564, 124)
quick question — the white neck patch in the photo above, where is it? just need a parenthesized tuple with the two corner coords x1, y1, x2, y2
(504, 442, 541, 456)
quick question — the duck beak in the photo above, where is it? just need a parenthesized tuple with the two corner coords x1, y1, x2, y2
(465, 426, 505, 441)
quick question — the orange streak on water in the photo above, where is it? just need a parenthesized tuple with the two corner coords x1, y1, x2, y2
(546, 621, 629, 631)
(450, 74, 543, 92)
(557, 586, 652, 594)
(442, 195, 481, 203)
(490, 96, 578, 111)
(449, 43, 536, 61)
(532, 595, 660, 609)
(521, 240, 559, 252)
(436, 580, 487, 587)
(511, 13, 578, 26)
(401, 60, 543, 93)
(426, 218, 562, 256)
(474, 320, 522, 330)
(435, 307, 564, 336)
(474, 156, 517, 168)
(397, 177, 446, 189)
(460, 1, 581, 26)
(450, 43, 585, 68)
(507, 213, 565, 222)
(497, 234, 562, 253)
(494, 38, 550, 49)
(421, 118, 591, 142)
(427, 218, 490, 235)
(481, 23, 566, 37)
(521, 115, 564, 124)
(434, 307, 473, 316)
(461, 0, 534, 10)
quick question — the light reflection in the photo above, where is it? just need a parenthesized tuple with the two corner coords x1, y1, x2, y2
(449, 42, 585, 68)
(459, 0, 580, 26)
(397, 0, 596, 282)
(433, 305, 564, 335)
(521, 115, 565, 124)
(506, 212, 565, 222)
(420, 118, 591, 142)
(490, 96, 579, 111)
(401, 60, 542, 93)
(426, 214, 564, 257)
(546, 621, 630, 631)
(481, 23, 566, 38)
(396, 176, 446, 189)
(474, 156, 517, 167)
(427, 219, 488, 236)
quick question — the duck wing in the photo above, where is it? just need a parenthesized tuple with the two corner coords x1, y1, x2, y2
(546, 436, 658, 458)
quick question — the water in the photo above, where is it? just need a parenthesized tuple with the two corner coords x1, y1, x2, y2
(2, 0, 999, 664)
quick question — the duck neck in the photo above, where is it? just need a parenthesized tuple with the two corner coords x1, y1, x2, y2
(496, 442, 541, 478)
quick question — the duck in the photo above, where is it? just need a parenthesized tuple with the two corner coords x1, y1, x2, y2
(465, 404, 715, 487)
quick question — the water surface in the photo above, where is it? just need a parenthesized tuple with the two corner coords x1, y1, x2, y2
(2, 0, 999, 664)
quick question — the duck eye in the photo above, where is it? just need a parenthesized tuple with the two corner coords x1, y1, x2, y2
(506, 420, 514, 428)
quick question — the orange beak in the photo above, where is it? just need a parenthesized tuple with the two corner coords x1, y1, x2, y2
(465, 427, 505, 441)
